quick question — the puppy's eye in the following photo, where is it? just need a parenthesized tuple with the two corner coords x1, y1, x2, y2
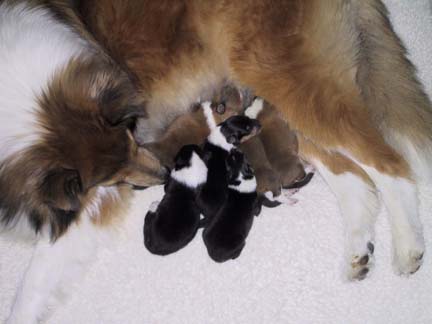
(246, 125, 251, 131)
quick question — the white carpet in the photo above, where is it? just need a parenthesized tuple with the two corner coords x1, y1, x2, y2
(1, 1, 432, 323)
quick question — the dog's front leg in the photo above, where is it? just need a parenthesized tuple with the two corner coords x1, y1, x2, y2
(7, 216, 99, 324)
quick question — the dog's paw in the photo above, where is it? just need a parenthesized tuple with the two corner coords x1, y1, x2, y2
(347, 241, 375, 281)
(392, 234, 425, 275)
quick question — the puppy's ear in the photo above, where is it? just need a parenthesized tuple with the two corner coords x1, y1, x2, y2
(100, 87, 147, 127)
(40, 168, 83, 212)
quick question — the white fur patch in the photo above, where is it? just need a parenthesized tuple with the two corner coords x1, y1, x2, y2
(202, 101, 234, 152)
(314, 160, 379, 280)
(207, 126, 234, 152)
(6, 215, 100, 324)
(0, 2, 87, 161)
(201, 101, 217, 130)
(171, 152, 208, 189)
(229, 174, 257, 193)
(357, 164, 425, 274)
(84, 187, 120, 220)
(244, 98, 264, 119)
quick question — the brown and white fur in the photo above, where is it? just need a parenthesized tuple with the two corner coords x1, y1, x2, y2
(78, 0, 431, 281)
(0, 1, 167, 323)
(3, 0, 432, 322)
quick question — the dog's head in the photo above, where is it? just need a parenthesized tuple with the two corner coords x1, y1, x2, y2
(0, 58, 167, 239)
(219, 115, 261, 146)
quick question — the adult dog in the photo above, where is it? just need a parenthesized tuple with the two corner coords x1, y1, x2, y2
(2, 0, 431, 322)
(78, 0, 431, 280)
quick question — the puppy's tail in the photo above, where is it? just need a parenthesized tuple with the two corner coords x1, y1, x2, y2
(258, 194, 282, 208)
(354, 0, 432, 181)
(283, 172, 314, 190)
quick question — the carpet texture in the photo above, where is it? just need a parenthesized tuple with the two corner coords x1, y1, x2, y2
(1, 1, 432, 323)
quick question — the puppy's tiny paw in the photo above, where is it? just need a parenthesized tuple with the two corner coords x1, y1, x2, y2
(283, 188, 299, 197)
(149, 201, 160, 213)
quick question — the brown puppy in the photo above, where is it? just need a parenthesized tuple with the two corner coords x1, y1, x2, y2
(244, 98, 308, 189)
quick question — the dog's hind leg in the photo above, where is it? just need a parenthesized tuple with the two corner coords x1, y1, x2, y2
(299, 137, 379, 280)
(6, 216, 100, 324)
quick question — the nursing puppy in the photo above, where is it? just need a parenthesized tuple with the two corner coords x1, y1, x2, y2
(145, 83, 245, 168)
(203, 150, 258, 262)
(197, 102, 261, 223)
(144, 145, 207, 255)
(245, 98, 313, 189)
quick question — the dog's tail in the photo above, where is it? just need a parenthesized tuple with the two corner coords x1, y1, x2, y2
(354, 0, 432, 181)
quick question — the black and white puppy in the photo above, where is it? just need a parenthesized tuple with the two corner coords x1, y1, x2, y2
(197, 102, 261, 223)
(144, 145, 207, 255)
(203, 150, 259, 262)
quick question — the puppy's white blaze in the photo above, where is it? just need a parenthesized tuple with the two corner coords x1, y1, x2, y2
(244, 98, 264, 119)
(229, 175, 257, 193)
(202, 101, 234, 151)
(0, 2, 87, 160)
(313, 160, 379, 279)
(207, 126, 234, 152)
(171, 152, 208, 189)
(201, 101, 217, 130)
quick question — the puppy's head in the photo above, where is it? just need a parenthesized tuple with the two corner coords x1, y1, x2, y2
(0, 58, 167, 239)
(219, 116, 261, 146)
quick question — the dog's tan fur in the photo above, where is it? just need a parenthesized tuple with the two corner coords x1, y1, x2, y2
(77, 0, 430, 180)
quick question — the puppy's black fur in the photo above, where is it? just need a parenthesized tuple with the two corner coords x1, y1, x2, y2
(144, 145, 207, 255)
(197, 112, 261, 224)
(203, 150, 258, 262)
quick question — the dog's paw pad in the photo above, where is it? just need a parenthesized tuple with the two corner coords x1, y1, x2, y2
(347, 242, 375, 281)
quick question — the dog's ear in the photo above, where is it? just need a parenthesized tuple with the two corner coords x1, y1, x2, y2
(100, 87, 147, 127)
(40, 168, 83, 212)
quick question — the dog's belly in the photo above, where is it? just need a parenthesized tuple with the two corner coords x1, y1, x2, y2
(135, 64, 226, 143)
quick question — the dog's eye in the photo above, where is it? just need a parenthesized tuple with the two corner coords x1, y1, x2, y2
(246, 125, 251, 131)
